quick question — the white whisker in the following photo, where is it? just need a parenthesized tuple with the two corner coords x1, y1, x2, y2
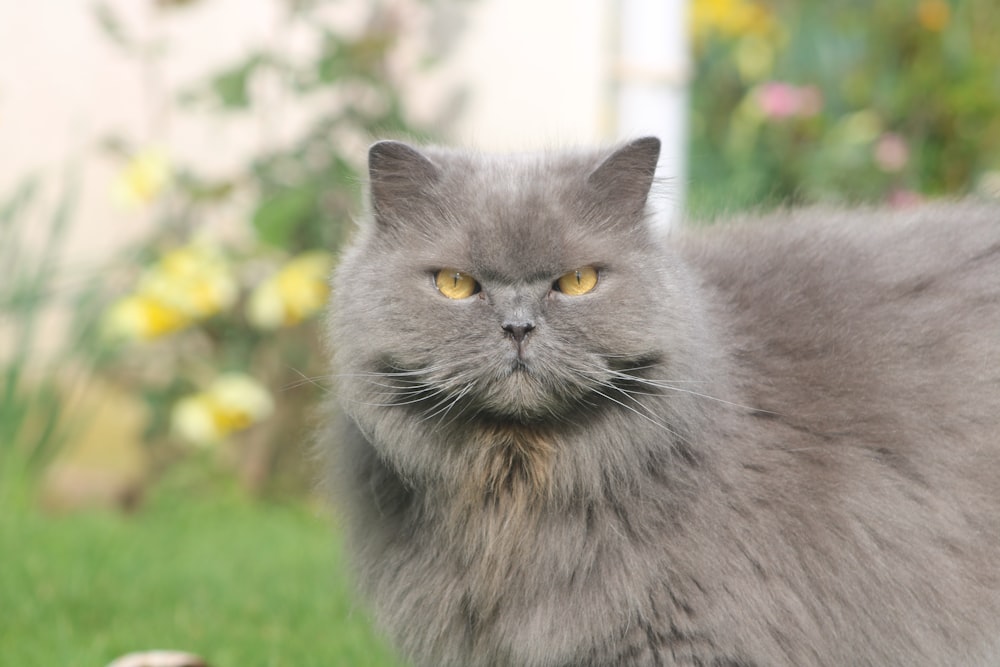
(421, 383, 472, 424)
(282, 367, 334, 392)
(589, 386, 683, 441)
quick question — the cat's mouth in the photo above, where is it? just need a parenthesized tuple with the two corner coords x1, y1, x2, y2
(493, 363, 553, 414)
(374, 356, 556, 422)
(510, 358, 530, 373)
(375, 351, 667, 425)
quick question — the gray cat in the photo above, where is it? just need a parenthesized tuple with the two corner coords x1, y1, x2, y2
(322, 137, 1000, 666)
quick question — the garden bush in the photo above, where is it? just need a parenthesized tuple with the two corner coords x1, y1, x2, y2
(688, 0, 1000, 215)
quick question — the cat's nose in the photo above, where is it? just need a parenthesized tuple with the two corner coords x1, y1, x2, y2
(502, 321, 535, 343)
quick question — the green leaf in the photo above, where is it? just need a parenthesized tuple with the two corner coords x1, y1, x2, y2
(252, 188, 317, 248)
(92, 2, 134, 51)
(209, 54, 266, 109)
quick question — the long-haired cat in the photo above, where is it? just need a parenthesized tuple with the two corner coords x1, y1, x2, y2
(322, 137, 1000, 666)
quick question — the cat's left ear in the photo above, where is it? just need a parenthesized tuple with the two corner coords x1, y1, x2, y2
(586, 136, 661, 219)
(368, 140, 441, 228)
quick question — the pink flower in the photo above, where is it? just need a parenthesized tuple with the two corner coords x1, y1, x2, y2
(873, 133, 909, 173)
(755, 82, 823, 120)
(887, 188, 923, 208)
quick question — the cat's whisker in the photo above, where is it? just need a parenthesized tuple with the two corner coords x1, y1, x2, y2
(421, 384, 473, 425)
(367, 378, 437, 388)
(594, 378, 669, 422)
(588, 386, 684, 441)
(341, 396, 432, 408)
(416, 383, 462, 417)
(388, 390, 448, 407)
(434, 383, 477, 430)
(594, 355, 707, 381)
(600, 367, 777, 415)
(423, 390, 462, 422)
(342, 365, 490, 426)
(395, 387, 443, 398)
(345, 379, 447, 407)
(282, 376, 332, 392)
(575, 367, 666, 417)
(570, 366, 700, 448)
(337, 366, 447, 379)
(380, 363, 455, 377)
(280, 367, 336, 393)
(363, 381, 438, 393)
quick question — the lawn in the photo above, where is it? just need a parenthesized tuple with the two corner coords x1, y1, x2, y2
(1, 486, 402, 667)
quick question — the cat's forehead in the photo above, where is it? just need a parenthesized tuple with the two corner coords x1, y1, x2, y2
(426, 156, 601, 280)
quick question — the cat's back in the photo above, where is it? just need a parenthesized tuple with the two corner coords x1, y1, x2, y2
(669, 201, 1000, 665)
(678, 201, 1000, 446)
(678, 200, 1000, 322)
(677, 201, 1000, 422)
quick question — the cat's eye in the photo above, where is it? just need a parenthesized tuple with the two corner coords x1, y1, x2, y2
(434, 269, 480, 299)
(555, 267, 599, 296)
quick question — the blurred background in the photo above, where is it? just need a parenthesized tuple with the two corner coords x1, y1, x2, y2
(3, 0, 999, 664)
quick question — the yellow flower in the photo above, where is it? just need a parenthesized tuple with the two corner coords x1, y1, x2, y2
(111, 148, 171, 209)
(104, 293, 192, 340)
(691, 0, 774, 41)
(247, 251, 333, 329)
(103, 241, 237, 342)
(917, 0, 950, 32)
(171, 373, 274, 445)
(140, 243, 238, 320)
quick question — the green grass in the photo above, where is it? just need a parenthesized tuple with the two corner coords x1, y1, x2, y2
(1, 489, 402, 667)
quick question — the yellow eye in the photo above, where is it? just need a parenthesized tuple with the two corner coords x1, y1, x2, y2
(556, 267, 599, 296)
(434, 269, 479, 299)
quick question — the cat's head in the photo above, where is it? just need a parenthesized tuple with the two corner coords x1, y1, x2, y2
(330, 138, 704, 446)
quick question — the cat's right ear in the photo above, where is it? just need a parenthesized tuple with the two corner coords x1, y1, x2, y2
(586, 136, 661, 221)
(368, 140, 441, 228)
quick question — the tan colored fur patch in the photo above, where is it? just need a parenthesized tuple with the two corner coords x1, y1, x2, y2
(446, 423, 560, 617)
(465, 422, 557, 508)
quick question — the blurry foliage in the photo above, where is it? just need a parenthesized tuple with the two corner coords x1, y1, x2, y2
(85, 0, 467, 495)
(0, 174, 98, 507)
(688, 0, 1000, 215)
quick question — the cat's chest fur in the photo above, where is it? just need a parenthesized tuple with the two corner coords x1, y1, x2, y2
(325, 138, 1000, 667)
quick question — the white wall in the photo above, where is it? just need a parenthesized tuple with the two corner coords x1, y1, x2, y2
(0, 1, 288, 265)
(434, 0, 611, 150)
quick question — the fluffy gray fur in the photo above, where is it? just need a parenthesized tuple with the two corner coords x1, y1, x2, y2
(322, 137, 1000, 666)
